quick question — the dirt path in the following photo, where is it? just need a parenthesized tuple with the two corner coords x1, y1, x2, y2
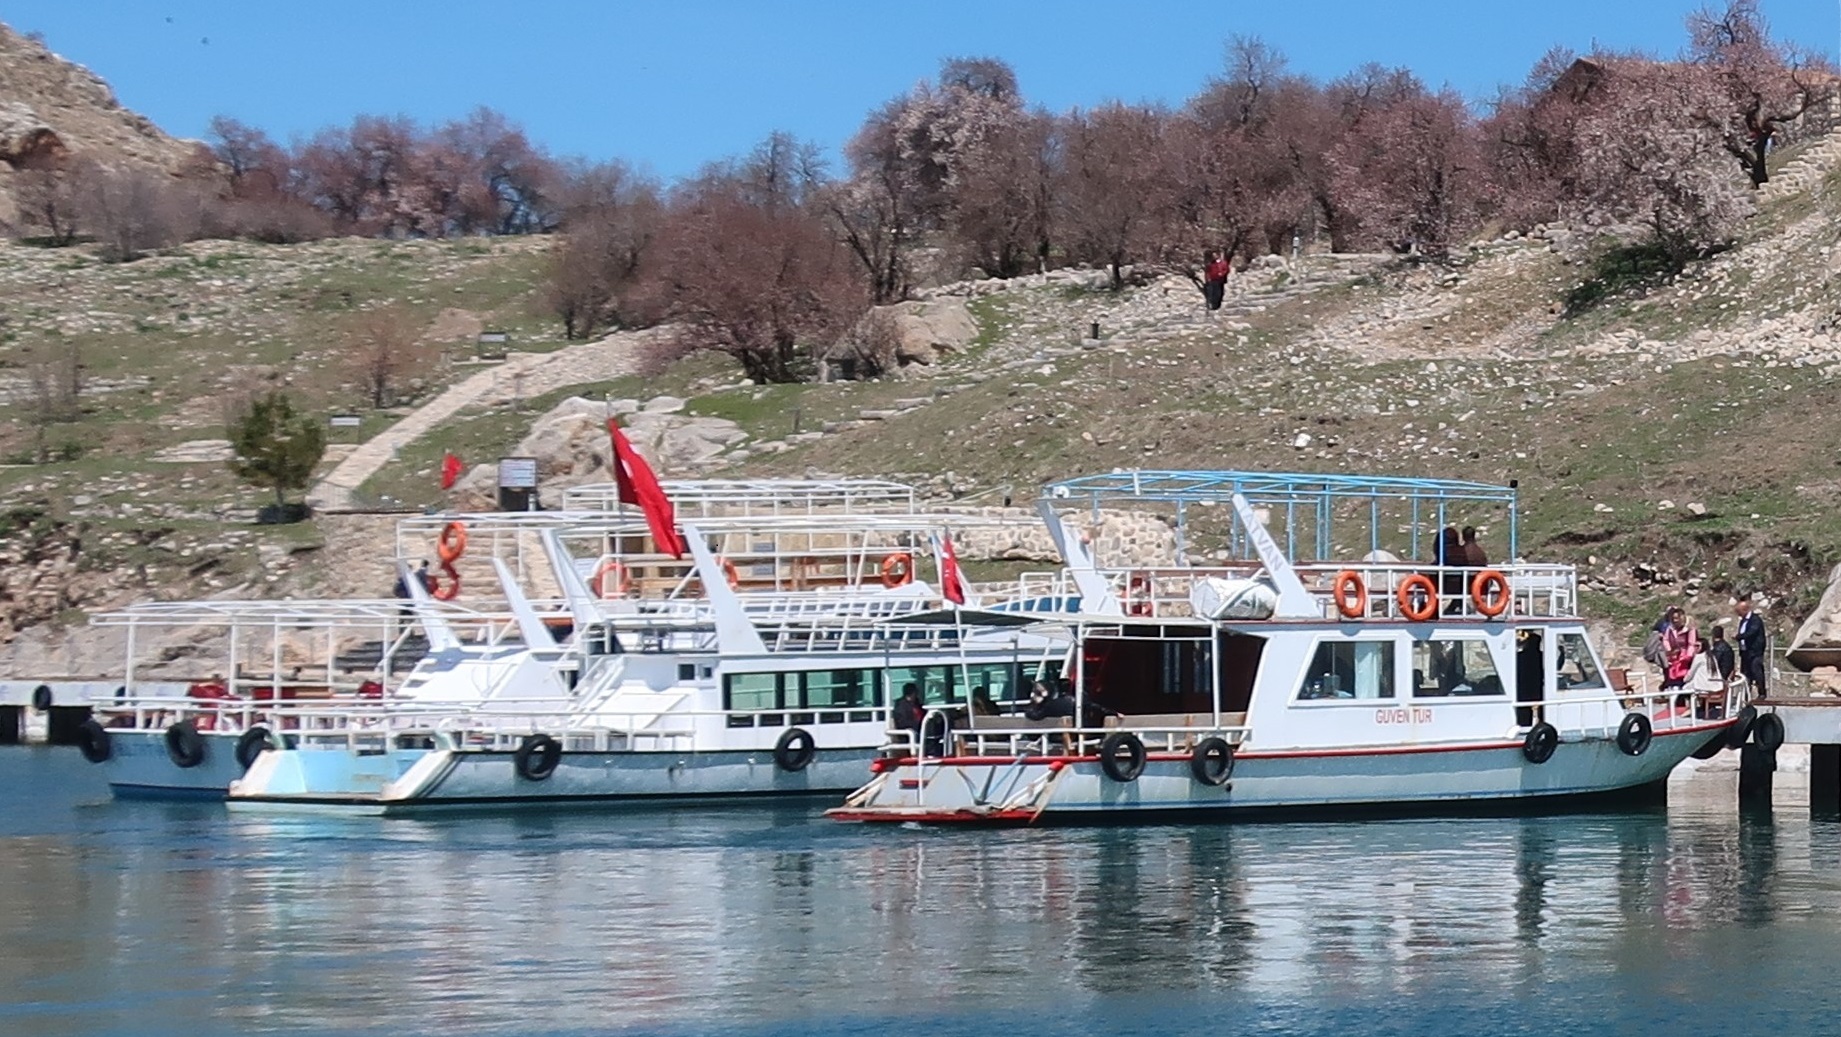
(307, 327, 663, 513)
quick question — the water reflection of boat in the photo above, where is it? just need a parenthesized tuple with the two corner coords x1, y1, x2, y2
(832, 472, 1748, 825)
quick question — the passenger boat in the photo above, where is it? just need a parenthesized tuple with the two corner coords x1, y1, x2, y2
(76, 478, 1030, 800)
(224, 514, 1073, 812)
(828, 471, 1749, 825)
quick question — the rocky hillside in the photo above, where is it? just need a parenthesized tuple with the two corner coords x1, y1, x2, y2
(1, 98, 1839, 676)
(0, 23, 203, 227)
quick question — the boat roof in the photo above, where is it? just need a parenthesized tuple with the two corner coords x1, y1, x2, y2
(1045, 470, 1517, 506)
(1044, 469, 1520, 561)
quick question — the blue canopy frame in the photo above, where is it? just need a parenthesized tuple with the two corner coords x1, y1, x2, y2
(1043, 470, 1519, 564)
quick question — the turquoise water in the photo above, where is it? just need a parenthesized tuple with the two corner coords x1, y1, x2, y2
(3, 748, 1840, 1036)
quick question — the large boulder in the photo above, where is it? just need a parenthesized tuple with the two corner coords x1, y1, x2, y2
(0, 101, 65, 167)
(884, 297, 978, 366)
(451, 396, 746, 510)
(1787, 562, 1841, 669)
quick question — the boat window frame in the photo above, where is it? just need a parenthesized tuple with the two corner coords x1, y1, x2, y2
(1291, 634, 1400, 706)
(1408, 634, 1508, 700)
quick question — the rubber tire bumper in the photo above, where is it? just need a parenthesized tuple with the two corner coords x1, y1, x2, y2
(1522, 722, 1559, 764)
(1615, 712, 1653, 757)
(1188, 737, 1235, 786)
(77, 718, 112, 763)
(235, 726, 274, 771)
(774, 727, 817, 772)
(1753, 711, 1786, 752)
(513, 733, 562, 781)
(165, 721, 207, 769)
(1099, 731, 1147, 782)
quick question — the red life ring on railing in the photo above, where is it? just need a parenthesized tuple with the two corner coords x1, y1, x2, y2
(719, 557, 741, 590)
(590, 559, 631, 598)
(1396, 574, 1439, 622)
(187, 681, 230, 700)
(431, 560, 461, 601)
(436, 521, 468, 564)
(1332, 570, 1368, 619)
(357, 680, 384, 699)
(1470, 569, 1511, 618)
(880, 552, 913, 588)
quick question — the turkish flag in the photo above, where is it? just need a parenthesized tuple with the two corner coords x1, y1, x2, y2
(937, 532, 966, 606)
(608, 419, 685, 558)
(439, 452, 463, 490)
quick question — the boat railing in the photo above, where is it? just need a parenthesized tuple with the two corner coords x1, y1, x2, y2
(1105, 561, 1578, 622)
(888, 717, 1255, 760)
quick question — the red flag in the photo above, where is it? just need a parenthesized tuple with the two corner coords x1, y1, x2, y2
(608, 419, 685, 558)
(439, 452, 464, 490)
(937, 532, 966, 606)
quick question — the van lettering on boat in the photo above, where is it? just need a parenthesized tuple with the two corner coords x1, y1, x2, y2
(1375, 707, 1433, 724)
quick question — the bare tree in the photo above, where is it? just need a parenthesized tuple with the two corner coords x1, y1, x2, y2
(544, 161, 662, 339)
(345, 307, 431, 408)
(73, 160, 189, 262)
(1056, 103, 1169, 289)
(649, 142, 868, 383)
(1686, 0, 1838, 187)
(20, 338, 83, 463)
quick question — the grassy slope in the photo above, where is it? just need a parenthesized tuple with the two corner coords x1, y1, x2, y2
(3, 139, 1839, 648)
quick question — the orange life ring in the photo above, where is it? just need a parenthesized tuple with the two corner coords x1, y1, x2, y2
(719, 557, 741, 590)
(1396, 573, 1438, 622)
(437, 521, 468, 564)
(431, 560, 462, 601)
(1470, 569, 1511, 618)
(880, 552, 914, 588)
(1332, 570, 1368, 619)
(590, 559, 631, 598)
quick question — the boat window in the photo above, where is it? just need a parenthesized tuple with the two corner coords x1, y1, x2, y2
(803, 669, 871, 708)
(724, 672, 782, 712)
(961, 662, 1021, 707)
(887, 665, 958, 706)
(1411, 639, 1504, 697)
(1299, 640, 1395, 700)
(1555, 632, 1606, 690)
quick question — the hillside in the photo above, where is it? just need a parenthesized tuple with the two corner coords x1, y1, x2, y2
(1, 128, 1839, 673)
(0, 24, 202, 226)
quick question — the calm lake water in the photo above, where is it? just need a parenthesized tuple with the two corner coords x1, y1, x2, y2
(4, 748, 1841, 1036)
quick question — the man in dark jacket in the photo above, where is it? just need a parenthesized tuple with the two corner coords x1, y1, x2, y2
(1735, 594, 1767, 698)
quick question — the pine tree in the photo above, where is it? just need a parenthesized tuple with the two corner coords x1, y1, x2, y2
(227, 391, 325, 511)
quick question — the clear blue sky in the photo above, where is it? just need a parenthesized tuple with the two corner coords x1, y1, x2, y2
(7, 1, 1837, 180)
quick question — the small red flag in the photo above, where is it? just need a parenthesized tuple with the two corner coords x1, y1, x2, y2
(439, 452, 463, 490)
(608, 419, 685, 558)
(937, 532, 966, 606)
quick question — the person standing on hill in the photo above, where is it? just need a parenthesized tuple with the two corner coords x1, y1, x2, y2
(1202, 250, 1230, 314)
(1735, 593, 1768, 698)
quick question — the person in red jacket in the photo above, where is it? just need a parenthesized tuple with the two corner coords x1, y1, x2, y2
(1202, 250, 1230, 313)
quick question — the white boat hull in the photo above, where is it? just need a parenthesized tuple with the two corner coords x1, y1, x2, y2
(829, 723, 1731, 823)
(228, 745, 879, 813)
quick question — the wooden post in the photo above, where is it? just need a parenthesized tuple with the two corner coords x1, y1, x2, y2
(1739, 744, 1776, 808)
(1812, 744, 1841, 818)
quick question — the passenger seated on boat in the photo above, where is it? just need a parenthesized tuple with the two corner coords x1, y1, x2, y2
(892, 684, 924, 737)
(1024, 681, 1077, 720)
(971, 686, 999, 716)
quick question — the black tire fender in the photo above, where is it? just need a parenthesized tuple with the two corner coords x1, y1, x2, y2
(234, 726, 274, 771)
(30, 684, 52, 711)
(1189, 736, 1235, 786)
(77, 718, 112, 764)
(1099, 731, 1147, 783)
(513, 733, 562, 781)
(1753, 711, 1786, 752)
(164, 720, 206, 769)
(773, 727, 817, 772)
(1616, 712, 1653, 757)
(1691, 731, 1727, 759)
(1728, 704, 1757, 749)
(1522, 721, 1559, 765)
